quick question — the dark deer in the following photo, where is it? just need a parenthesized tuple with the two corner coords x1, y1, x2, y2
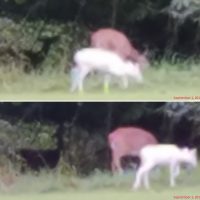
(90, 28, 149, 70)
(17, 123, 65, 171)
(108, 126, 158, 174)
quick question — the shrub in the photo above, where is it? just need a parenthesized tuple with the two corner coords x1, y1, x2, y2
(0, 17, 88, 71)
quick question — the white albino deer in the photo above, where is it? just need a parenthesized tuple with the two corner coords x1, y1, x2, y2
(133, 144, 197, 190)
(70, 48, 143, 92)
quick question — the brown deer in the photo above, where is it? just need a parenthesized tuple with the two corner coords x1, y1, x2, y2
(90, 28, 149, 70)
(108, 127, 158, 174)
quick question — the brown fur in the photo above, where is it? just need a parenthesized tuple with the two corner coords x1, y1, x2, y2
(90, 28, 149, 69)
(108, 127, 158, 174)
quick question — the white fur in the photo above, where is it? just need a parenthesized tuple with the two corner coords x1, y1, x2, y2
(133, 144, 197, 189)
(70, 48, 143, 92)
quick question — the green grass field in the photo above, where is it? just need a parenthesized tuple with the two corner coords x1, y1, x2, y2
(1, 62, 200, 101)
(1, 166, 200, 200)
(0, 190, 197, 200)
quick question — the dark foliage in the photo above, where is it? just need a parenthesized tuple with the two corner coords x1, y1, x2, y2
(17, 123, 65, 171)
(1, 0, 200, 68)
(18, 148, 60, 171)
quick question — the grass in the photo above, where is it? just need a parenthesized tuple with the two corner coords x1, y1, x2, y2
(0, 165, 200, 200)
(1, 62, 200, 101)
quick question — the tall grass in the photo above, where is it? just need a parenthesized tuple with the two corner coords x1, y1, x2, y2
(0, 60, 200, 100)
(1, 164, 200, 194)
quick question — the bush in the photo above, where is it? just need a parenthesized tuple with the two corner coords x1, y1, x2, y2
(0, 17, 88, 71)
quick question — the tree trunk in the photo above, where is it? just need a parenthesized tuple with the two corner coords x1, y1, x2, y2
(111, 0, 119, 27)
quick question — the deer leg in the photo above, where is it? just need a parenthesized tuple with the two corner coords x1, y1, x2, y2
(133, 167, 144, 189)
(112, 155, 123, 175)
(111, 160, 115, 173)
(103, 74, 111, 93)
(170, 162, 178, 187)
(133, 163, 153, 190)
(73, 66, 90, 93)
(70, 67, 80, 92)
(174, 164, 180, 178)
(110, 152, 116, 173)
(120, 75, 128, 89)
(143, 171, 149, 189)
